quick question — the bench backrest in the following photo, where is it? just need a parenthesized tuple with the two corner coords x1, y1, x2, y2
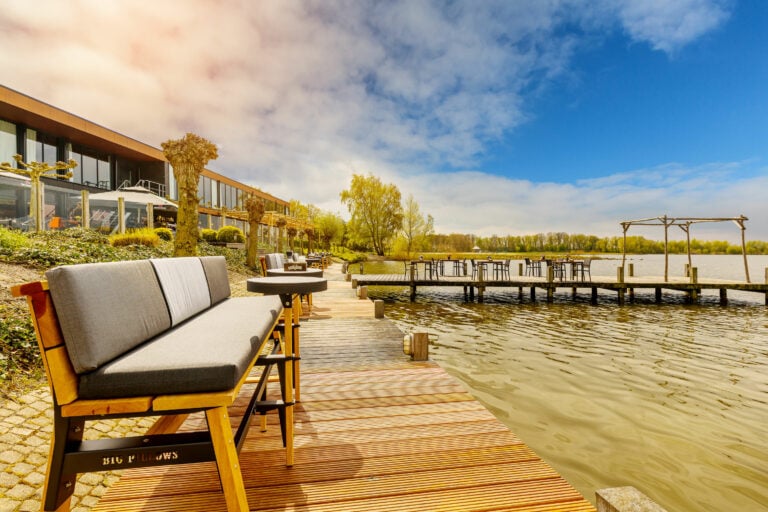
(13, 256, 233, 405)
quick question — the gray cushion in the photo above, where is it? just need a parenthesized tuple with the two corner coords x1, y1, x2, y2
(46, 260, 171, 374)
(266, 253, 284, 270)
(199, 256, 231, 304)
(77, 296, 283, 398)
(151, 257, 211, 326)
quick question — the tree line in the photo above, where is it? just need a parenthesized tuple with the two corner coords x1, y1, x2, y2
(293, 173, 768, 256)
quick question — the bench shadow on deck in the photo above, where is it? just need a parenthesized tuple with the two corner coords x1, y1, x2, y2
(93, 276, 596, 511)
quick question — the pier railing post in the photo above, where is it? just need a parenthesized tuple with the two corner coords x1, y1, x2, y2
(617, 266, 624, 283)
(411, 332, 429, 361)
(628, 263, 634, 277)
(518, 262, 523, 276)
(596, 487, 668, 512)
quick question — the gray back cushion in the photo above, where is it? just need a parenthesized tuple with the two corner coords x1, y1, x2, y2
(266, 253, 285, 270)
(46, 260, 171, 374)
(150, 257, 211, 326)
(199, 256, 231, 304)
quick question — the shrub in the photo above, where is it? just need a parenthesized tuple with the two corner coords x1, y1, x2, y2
(0, 227, 30, 256)
(109, 229, 160, 248)
(154, 227, 173, 241)
(217, 225, 245, 243)
(200, 228, 218, 243)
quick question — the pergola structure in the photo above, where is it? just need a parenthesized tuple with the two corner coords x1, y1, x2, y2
(620, 215, 750, 283)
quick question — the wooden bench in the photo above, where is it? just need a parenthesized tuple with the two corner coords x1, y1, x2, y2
(12, 256, 290, 512)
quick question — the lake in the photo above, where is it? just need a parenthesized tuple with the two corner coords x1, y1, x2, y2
(359, 254, 768, 511)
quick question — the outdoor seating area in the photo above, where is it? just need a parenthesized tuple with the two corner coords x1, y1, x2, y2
(11, 256, 298, 512)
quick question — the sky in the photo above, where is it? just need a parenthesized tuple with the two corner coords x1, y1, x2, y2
(1, 0, 766, 242)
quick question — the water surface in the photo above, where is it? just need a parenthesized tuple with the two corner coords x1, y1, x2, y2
(361, 255, 768, 511)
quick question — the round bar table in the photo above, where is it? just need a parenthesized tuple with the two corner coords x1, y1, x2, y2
(246, 276, 326, 466)
(266, 268, 323, 277)
(266, 269, 323, 309)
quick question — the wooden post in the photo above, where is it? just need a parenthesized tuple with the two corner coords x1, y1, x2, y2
(411, 332, 429, 361)
(655, 288, 662, 303)
(117, 197, 126, 234)
(147, 203, 154, 229)
(596, 486, 668, 512)
(628, 288, 634, 303)
(477, 264, 484, 302)
(351, 278, 358, 289)
(617, 266, 624, 283)
(739, 216, 750, 283)
(547, 285, 554, 303)
(591, 287, 597, 304)
(628, 263, 634, 277)
(690, 267, 698, 284)
(518, 262, 523, 276)
(358, 286, 368, 300)
(530, 287, 536, 301)
(663, 215, 669, 282)
(81, 190, 90, 229)
(719, 288, 728, 306)
(618, 289, 625, 305)
(374, 299, 384, 318)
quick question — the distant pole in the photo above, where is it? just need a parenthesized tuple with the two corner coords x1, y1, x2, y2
(663, 215, 669, 282)
(737, 216, 750, 283)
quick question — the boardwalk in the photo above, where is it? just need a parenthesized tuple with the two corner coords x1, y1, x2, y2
(92, 268, 596, 511)
(351, 272, 768, 304)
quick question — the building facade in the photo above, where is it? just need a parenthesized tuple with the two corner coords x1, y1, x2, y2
(0, 85, 289, 236)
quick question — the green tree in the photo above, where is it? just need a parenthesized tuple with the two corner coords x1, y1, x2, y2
(161, 133, 218, 257)
(340, 173, 403, 256)
(314, 211, 345, 250)
(400, 194, 434, 257)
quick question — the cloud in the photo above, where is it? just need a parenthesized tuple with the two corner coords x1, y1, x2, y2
(0, 0, 741, 240)
(613, 0, 731, 53)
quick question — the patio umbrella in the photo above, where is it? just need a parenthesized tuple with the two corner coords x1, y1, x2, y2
(88, 186, 177, 208)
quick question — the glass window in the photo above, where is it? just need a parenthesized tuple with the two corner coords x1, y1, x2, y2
(68, 148, 83, 184)
(211, 179, 218, 208)
(1, 120, 17, 164)
(98, 156, 111, 189)
(82, 154, 98, 186)
(168, 165, 178, 200)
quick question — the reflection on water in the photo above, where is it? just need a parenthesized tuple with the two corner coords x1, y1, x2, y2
(362, 256, 768, 511)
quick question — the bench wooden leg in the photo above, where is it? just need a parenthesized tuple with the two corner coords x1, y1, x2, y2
(44, 411, 83, 511)
(205, 407, 249, 512)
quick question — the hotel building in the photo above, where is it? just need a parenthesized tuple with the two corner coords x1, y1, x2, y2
(0, 85, 289, 236)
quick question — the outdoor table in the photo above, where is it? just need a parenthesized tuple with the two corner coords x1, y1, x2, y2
(437, 259, 464, 276)
(266, 268, 324, 308)
(409, 259, 438, 279)
(552, 259, 585, 281)
(246, 276, 327, 466)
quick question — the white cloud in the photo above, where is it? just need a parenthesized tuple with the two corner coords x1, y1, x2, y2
(0, 0, 745, 240)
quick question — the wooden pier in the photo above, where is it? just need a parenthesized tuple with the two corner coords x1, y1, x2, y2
(90, 270, 596, 511)
(351, 268, 768, 304)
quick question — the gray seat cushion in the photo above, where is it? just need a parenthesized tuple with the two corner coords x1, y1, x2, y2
(151, 257, 211, 326)
(46, 260, 171, 374)
(78, 296, 283, 398)
(199, 256, 231, 304)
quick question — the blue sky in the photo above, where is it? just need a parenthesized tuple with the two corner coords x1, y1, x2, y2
(1, 0, 766, 241)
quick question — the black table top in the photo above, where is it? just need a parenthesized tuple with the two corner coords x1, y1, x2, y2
(266, 268, 323, 278)
(246, 276, 327, 295)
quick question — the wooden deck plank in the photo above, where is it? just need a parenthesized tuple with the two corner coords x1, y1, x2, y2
(92, 264, 596, 512)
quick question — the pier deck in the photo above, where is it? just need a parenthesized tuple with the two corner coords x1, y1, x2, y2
(351, 273, 768, 304)
(91, 271, 596, 511)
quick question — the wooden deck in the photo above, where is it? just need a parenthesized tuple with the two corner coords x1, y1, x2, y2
(92, 269, 596, 511)
(351, 272, 768, 304)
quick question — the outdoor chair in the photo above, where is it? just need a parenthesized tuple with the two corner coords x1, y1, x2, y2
(580, 258, 592, 281)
